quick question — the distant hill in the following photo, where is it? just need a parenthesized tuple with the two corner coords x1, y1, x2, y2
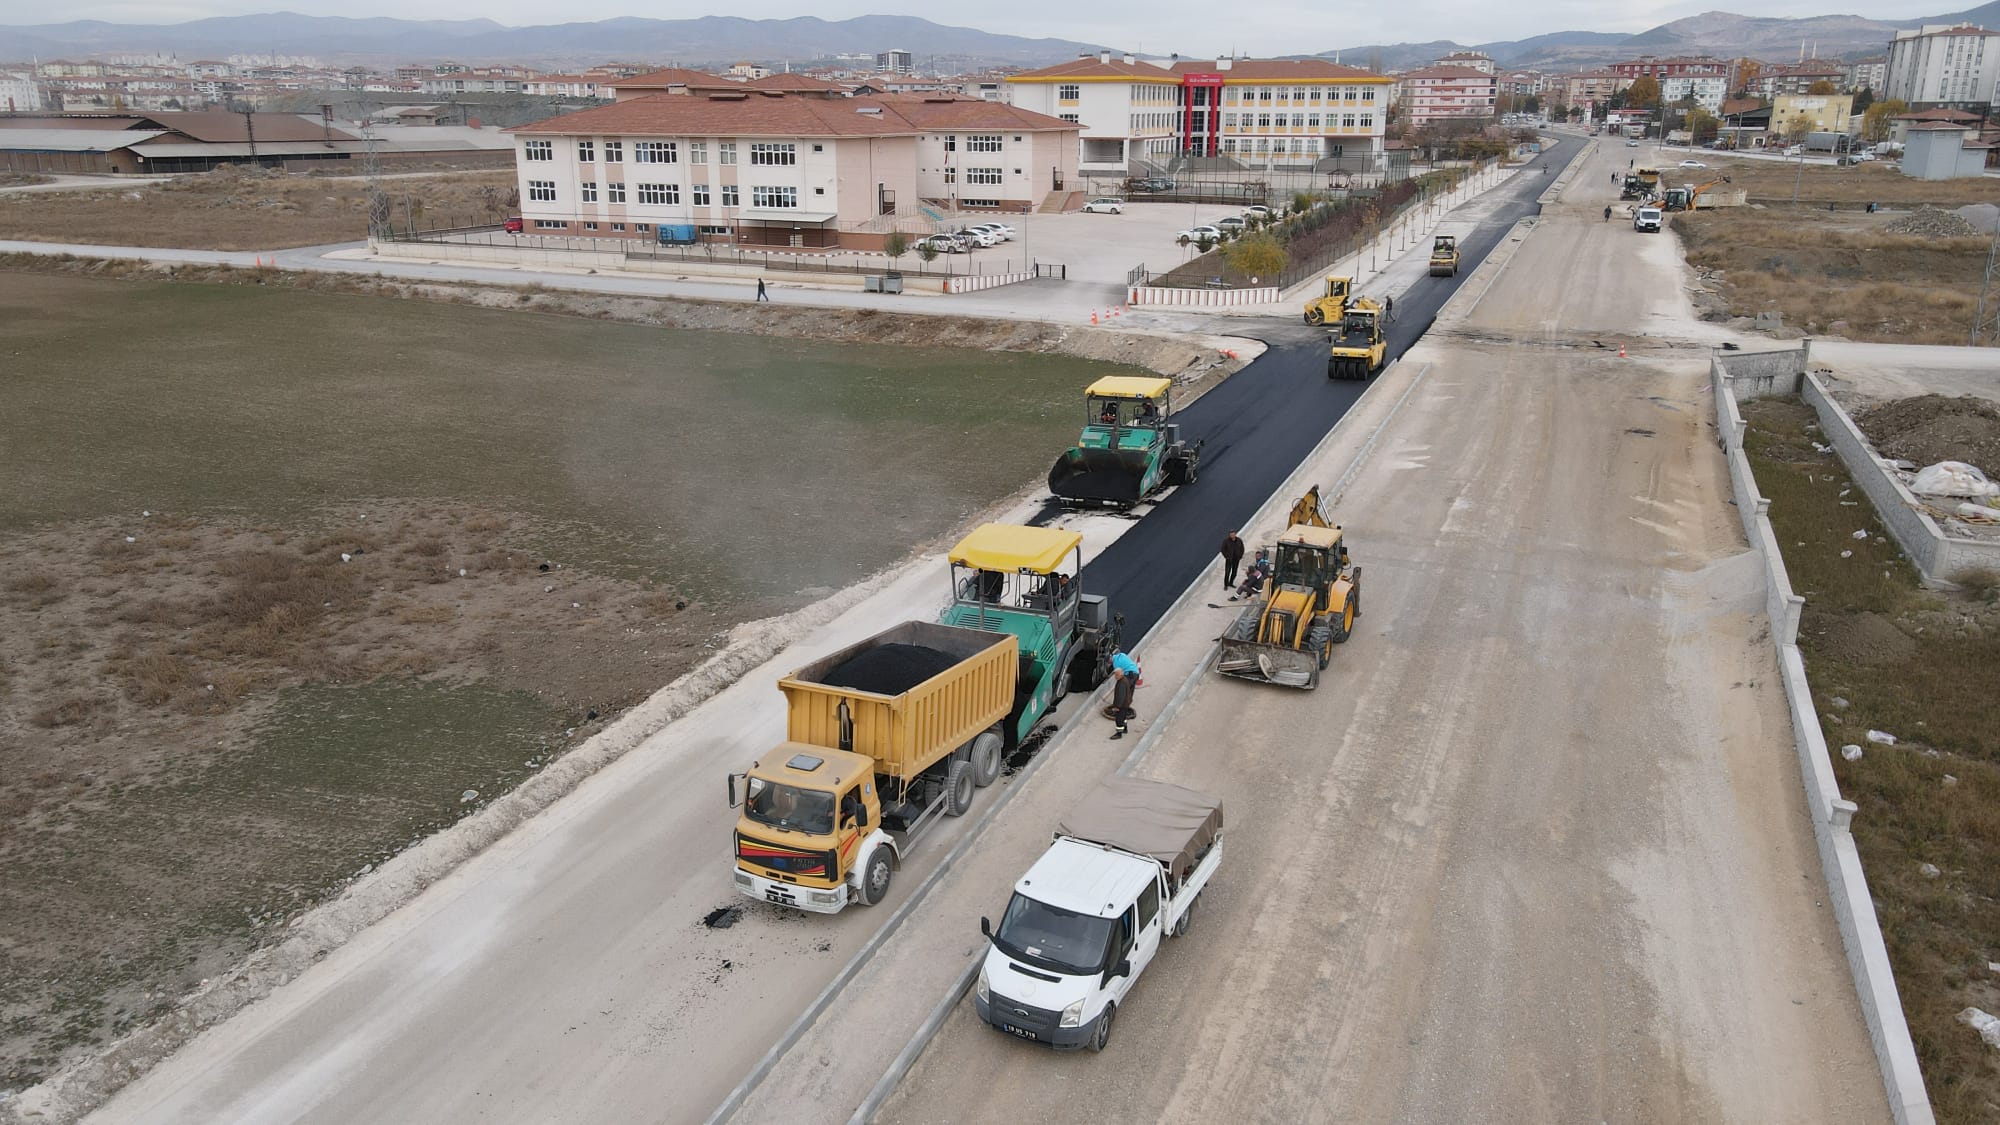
(1313, 3, 2000, 74)
(0, 12, 1118, 68)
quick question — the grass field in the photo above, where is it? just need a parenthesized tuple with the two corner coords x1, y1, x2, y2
(0, 268, 1138, 1087)
(1676, 207, 1987, 345)
(1743, 396, 2000, 1124)
(0, 165, 516, 249)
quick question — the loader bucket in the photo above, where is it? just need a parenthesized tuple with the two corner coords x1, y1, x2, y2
(1215, 636, 1318, 689)
(1048, 446, 1156, 506)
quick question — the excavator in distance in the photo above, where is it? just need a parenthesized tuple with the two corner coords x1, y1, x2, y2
(1214, 486, 1362, 690)
(1661, 176, 1731, 212)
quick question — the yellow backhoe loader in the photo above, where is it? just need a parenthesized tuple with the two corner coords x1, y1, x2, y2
(1214, 486, 1362, 690)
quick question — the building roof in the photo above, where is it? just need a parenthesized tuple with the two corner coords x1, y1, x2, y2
(1906, 120, 1974, 132)
(1008, 56, 1385, 83)
(0, 114, 150, 131)
(1398, 66, 1496, 82)
(1895, 107, 1982, 122)
(1007, 56, 1176, 81)
(508, 92, 1080, 139)
(0, 128, 167, 152)
(608, 67, 728, 90)
(1719, 98, 1764, 117)
(745, 73, 851, 93)
(133, 111, 359, 144)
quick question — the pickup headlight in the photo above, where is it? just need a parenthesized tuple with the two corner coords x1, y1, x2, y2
(975, 968, 989, 1004)
(1059, 999, 1085, 1028)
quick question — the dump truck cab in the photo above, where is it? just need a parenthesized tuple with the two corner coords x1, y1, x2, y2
(1326, 301, 1386, 380)
(1302, 274, 1354, 325)
(731, 745, 882, 913)
(940, 523, 1120, 745)
(1048, 376, 1200, 508)
(1428, 234, 1459, 277)
(1217, 512, 1361, 689)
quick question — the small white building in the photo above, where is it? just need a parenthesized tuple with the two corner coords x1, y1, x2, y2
(1901, 120, 1993, 178)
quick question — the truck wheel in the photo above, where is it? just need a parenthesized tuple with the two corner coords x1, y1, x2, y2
(944, 760, 974, 817)
(1174, 896, 1198, 937)
(1089, 1002, 1116, 1053)
(1307, 622, 1332, 669)
(1330, 595, 1355, 644)
(970, 730, 1003, 788)
(856, 848, 893, 907)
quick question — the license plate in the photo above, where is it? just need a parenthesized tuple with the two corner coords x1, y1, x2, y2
(1000, 1024, 1039, 1041)
(764, 888, 795, 905)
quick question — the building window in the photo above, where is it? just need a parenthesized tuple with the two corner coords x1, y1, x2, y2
(942, 135, 956, 151)
(958, 198, 999, 207)
(534, 219, 565, 229)
(692, 184, 710, 206)
(1360, 114, 1373, 127)
(611, 223, 624, 232)
(524, 139, 553, 161)
(750, 185, 798, 208)
(690, 142, 706, 164)
(719, 142, 736, 165)
(1257, 113, 1271, 129)
(527, 180, 556, 202)
(944, 166, 956, 184)
(636, 223, 650, 233)
(581, 181, 598, 203)
(1307, 114, 1320, 128)
(721, 185, 739, 207)
(1362, 88, 1375, 101)
(607, 182, 625, 203)
(750, 142, 796, 165)
(1292, 114, 1304, 127)
(635, 141, 677, 163)
(1060, 113, 1079, 123)
(1058, 83, 1079, 100)
(577, 140, 594, 161)
(967, 134, 1002, 152)
(603, 141, 622, 162)
(966, 167, 1002, 185)
(699, 224, 730, 235)
(583, 222, 598, 231)
(1258, 88, 1271, 101)
(811, 143, 824, 152)
(1343, 114, 1357, 128)
(637, 182, 679, 205)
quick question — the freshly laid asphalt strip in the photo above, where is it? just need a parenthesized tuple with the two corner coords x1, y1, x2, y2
(1070, 141, 1581, 643)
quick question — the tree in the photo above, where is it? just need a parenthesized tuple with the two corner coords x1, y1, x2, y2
(1807, 79, 1838, 95)
(1566, 105, 1584, 123)
(1224, 232, 1287, 281)
(1862, 98, 1906, 143)
(1524, 94, 1541, 114)
(1626, 75, 1662, 108)
(915, 240, 939, 266)
(1687, 107, 1719, 144)
(1733, 59, 1763, 98)
(882, 231, 908, 268)
(1852, 87, 1874, 114)
(1783, 116, 1814, 145)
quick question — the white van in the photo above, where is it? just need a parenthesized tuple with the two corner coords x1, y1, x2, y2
(976, 777, 1222, 1051)
(1634, 206, 1663, 233)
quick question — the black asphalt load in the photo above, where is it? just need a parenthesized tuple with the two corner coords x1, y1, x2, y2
(1078, 141, 1581, 644)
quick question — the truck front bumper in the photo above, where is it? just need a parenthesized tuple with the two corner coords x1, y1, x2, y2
(735, 867, 848, 914)
(974, 992, 1096, 1050)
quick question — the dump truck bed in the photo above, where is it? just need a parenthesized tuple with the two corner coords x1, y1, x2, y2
(781, 621, 1015, 783)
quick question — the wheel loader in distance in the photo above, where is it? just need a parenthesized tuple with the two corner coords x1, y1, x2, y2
(1301, 275, 1354, 326)
(1428, 234, 1459, 277)
(1048, 375, 1201, 509)
(1215, 486, 1361, 690)
(1326, 299, 1387, 380)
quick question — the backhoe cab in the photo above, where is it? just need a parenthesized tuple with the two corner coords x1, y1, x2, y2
(1215, 487, 1362, 690)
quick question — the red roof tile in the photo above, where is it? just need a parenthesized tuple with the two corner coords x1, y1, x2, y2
(510, 93, 1078, 139)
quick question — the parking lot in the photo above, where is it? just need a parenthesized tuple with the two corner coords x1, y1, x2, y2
(1005, 197, 1276, 285)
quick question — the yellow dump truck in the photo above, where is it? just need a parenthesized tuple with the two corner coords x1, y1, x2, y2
(728, 621, 1017, 914)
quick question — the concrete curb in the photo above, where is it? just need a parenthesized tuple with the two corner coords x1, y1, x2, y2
(1710, 346, 1935, 1125)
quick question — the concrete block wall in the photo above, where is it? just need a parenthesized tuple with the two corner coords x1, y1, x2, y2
(1128, 284, 1280, 307)
(1799, 373, 2000, 583)
(1712, 345, 1935, 1125)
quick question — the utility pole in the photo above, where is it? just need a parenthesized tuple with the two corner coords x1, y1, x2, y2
(1972, 221, 2000, 347)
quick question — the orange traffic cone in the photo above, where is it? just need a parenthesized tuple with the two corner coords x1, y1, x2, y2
(1091, 309, 1099, 325)
(1618, 343, 1627, 358)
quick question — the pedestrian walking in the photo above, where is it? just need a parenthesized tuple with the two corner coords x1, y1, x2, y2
(1103, 649, 1141, 740)
(1219, 531, 1245, 591)
(755, 278, 770, 302)
(1604, 205, 1612, 222)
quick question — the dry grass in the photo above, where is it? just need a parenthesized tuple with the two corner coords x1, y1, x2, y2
(1743, 396, 2000, 1124)
(1685, 153, 2000, 206)
(0, 173, 54, 188)
(0, 165, 518, 250)
(1677, 208, 1988, 345)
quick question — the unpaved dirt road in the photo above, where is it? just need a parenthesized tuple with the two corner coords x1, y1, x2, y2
(878, 137, 1887, 1123)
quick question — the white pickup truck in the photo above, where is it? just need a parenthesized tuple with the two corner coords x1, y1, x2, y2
(1633, 206, 1663, 233)
(975, 776, 1223, 1051)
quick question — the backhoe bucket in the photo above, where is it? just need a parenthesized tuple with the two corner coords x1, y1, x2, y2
(1214, 607, 1319, 689)
(1048, 447, 1154, 506)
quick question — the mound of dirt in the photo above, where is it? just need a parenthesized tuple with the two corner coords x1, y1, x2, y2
(1812, 610, 1920, 666)
(1857, 395, 2000, 477)
(1883, 206, 1978, 238)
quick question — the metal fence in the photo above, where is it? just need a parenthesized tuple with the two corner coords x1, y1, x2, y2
(382, 225, 1040, 277)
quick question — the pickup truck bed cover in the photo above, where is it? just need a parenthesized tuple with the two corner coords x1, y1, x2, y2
(1058, 776, 1223, 883)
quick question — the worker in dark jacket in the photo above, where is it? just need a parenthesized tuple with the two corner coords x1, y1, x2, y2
(1219, 531, 1245, 591)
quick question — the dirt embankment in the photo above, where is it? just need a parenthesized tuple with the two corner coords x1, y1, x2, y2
(1856, 395, 2000, 479)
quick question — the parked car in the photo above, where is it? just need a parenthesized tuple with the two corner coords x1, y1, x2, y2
(1133, 177, 1176, 193)
(1213, 216, 1247, 233)
(972, 222, 1016, 242)
(1625, 139, 1639, 147)
(1678, 160, 1707, 168)
(1243, 205, 1274, 219)
(1082, 197, 1125, 214)
(502, 216, 524, 234)
(918, 233, 966, 254)
(1784, 145, 1803, 156)
(956, 227, 1000, 248)
(1176, 225, 1223, 245)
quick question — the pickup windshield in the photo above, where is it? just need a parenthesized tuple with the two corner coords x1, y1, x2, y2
(993, 893, 1114, 976)
(743, 778, 835, 836)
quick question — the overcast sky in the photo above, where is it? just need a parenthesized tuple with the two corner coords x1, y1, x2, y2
(0, 1, 1967, 55)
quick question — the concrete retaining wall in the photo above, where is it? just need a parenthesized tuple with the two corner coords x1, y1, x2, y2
(943, 271, 1034, 294)
(366, 238, 957, 293)
(1798, 374, 2000, 582)
(1712, 344, 1935, 1125)
(1127, 284, 1279, 307)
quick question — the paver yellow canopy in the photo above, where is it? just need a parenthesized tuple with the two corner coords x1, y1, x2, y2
(948, 523, 1083, 576)
(1047, 377, 1201, 508)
